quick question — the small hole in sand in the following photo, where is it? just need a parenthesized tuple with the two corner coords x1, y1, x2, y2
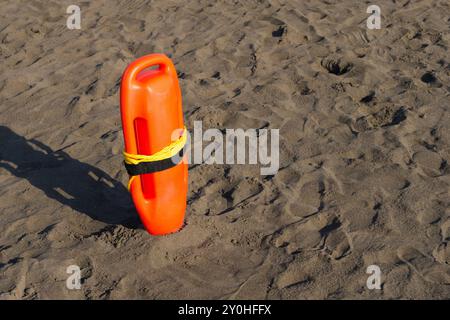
(321, 57, 353, 75)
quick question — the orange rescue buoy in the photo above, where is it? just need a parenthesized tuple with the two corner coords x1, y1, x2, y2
(120, 54, 188, 235)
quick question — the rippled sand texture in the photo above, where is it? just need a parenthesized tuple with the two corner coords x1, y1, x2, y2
(1, 0, 450, 299)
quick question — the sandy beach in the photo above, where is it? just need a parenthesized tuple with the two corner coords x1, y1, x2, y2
(1, 0, 450, 299)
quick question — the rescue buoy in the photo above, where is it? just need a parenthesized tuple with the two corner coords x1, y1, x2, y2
(120, 54, 188, 235)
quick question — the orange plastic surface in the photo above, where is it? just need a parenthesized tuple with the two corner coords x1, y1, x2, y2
(120, 54, 188, 235)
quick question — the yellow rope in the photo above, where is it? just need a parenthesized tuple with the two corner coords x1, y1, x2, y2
(124, 127, 187, 191)
(127, 176, 136, 191)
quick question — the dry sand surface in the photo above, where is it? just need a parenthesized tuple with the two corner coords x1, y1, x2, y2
(1, 0, 450, 299)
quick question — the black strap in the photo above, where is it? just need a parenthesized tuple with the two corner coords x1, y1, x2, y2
(124, 149, 184, 176)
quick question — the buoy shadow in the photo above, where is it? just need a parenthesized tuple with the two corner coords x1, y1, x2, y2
(0, 125, 141, 229)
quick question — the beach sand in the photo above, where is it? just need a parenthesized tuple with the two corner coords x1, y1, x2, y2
(1, 0, 449, 299)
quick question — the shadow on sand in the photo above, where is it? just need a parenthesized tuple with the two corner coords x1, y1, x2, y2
(0, 125, 140, 228)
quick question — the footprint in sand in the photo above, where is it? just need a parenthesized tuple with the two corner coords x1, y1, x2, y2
(398, 246, 450, 285)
